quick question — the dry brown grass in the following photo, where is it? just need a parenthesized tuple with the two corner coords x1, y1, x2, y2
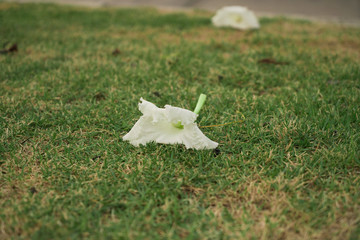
(178, 173, 360, 240)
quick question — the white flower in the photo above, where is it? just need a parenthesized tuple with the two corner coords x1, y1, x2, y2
(212, 6, 260, 30)
(123, 98, 218, 150)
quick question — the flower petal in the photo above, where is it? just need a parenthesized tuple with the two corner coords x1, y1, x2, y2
(164, 105, 197, 125)
(138, 97, 165, 123)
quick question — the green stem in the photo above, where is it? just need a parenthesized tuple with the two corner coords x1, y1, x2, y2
(193, 94, 207, 115)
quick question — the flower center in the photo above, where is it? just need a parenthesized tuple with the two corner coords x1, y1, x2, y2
(172, 120, 184, 129)
(233, 15, 243, 23)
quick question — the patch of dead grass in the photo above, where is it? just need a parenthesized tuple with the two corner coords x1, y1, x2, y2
(0, 2, 19, 10)
(181, 173, 359, 239)
(0, 145, 49, 238)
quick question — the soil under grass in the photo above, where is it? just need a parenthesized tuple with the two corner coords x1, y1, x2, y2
(1, 2, 359, 239)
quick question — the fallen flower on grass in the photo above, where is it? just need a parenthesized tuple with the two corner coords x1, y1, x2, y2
(212, 6, 260, 30)
(123, 94, 218, 150)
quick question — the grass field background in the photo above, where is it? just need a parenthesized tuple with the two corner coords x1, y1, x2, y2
(1, 2, 360, 239)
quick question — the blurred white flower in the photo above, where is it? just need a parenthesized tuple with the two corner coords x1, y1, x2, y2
(123, 98, 218, 150)
(212, 6, 260, 30)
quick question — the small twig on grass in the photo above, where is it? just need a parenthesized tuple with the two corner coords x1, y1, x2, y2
(20, 137, 31, 145)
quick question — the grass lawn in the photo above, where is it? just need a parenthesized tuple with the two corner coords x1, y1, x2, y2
(1, 2, 360, 239)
